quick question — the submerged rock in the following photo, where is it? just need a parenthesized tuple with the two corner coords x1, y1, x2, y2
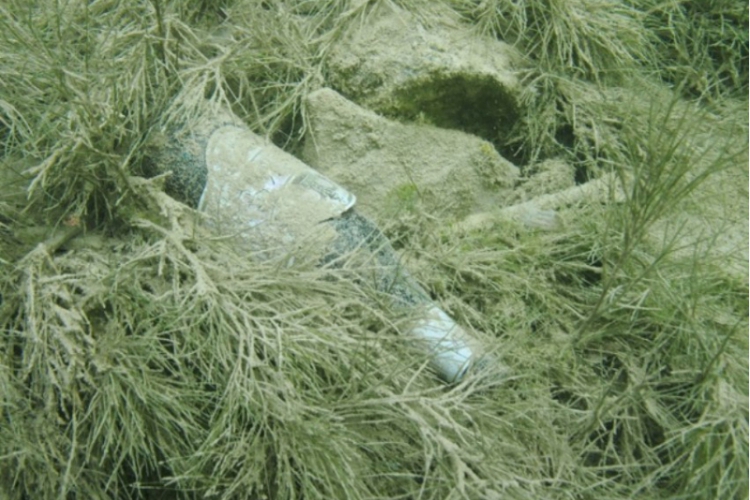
(325, 3, 522, 149)
(302, 88, 520, 222)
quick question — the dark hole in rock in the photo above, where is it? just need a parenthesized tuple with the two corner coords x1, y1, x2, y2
(383, 73, 522, 164)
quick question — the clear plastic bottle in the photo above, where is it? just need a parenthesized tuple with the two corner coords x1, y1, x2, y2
(146, 108, 490, 383)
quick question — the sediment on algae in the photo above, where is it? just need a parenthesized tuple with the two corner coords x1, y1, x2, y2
(0, 1, 746, 499)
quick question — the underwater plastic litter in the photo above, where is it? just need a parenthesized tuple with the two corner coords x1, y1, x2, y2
(150, 107, 488, 383)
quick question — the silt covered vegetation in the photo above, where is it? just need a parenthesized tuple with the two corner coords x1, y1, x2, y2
(0, 0, 747, 498)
